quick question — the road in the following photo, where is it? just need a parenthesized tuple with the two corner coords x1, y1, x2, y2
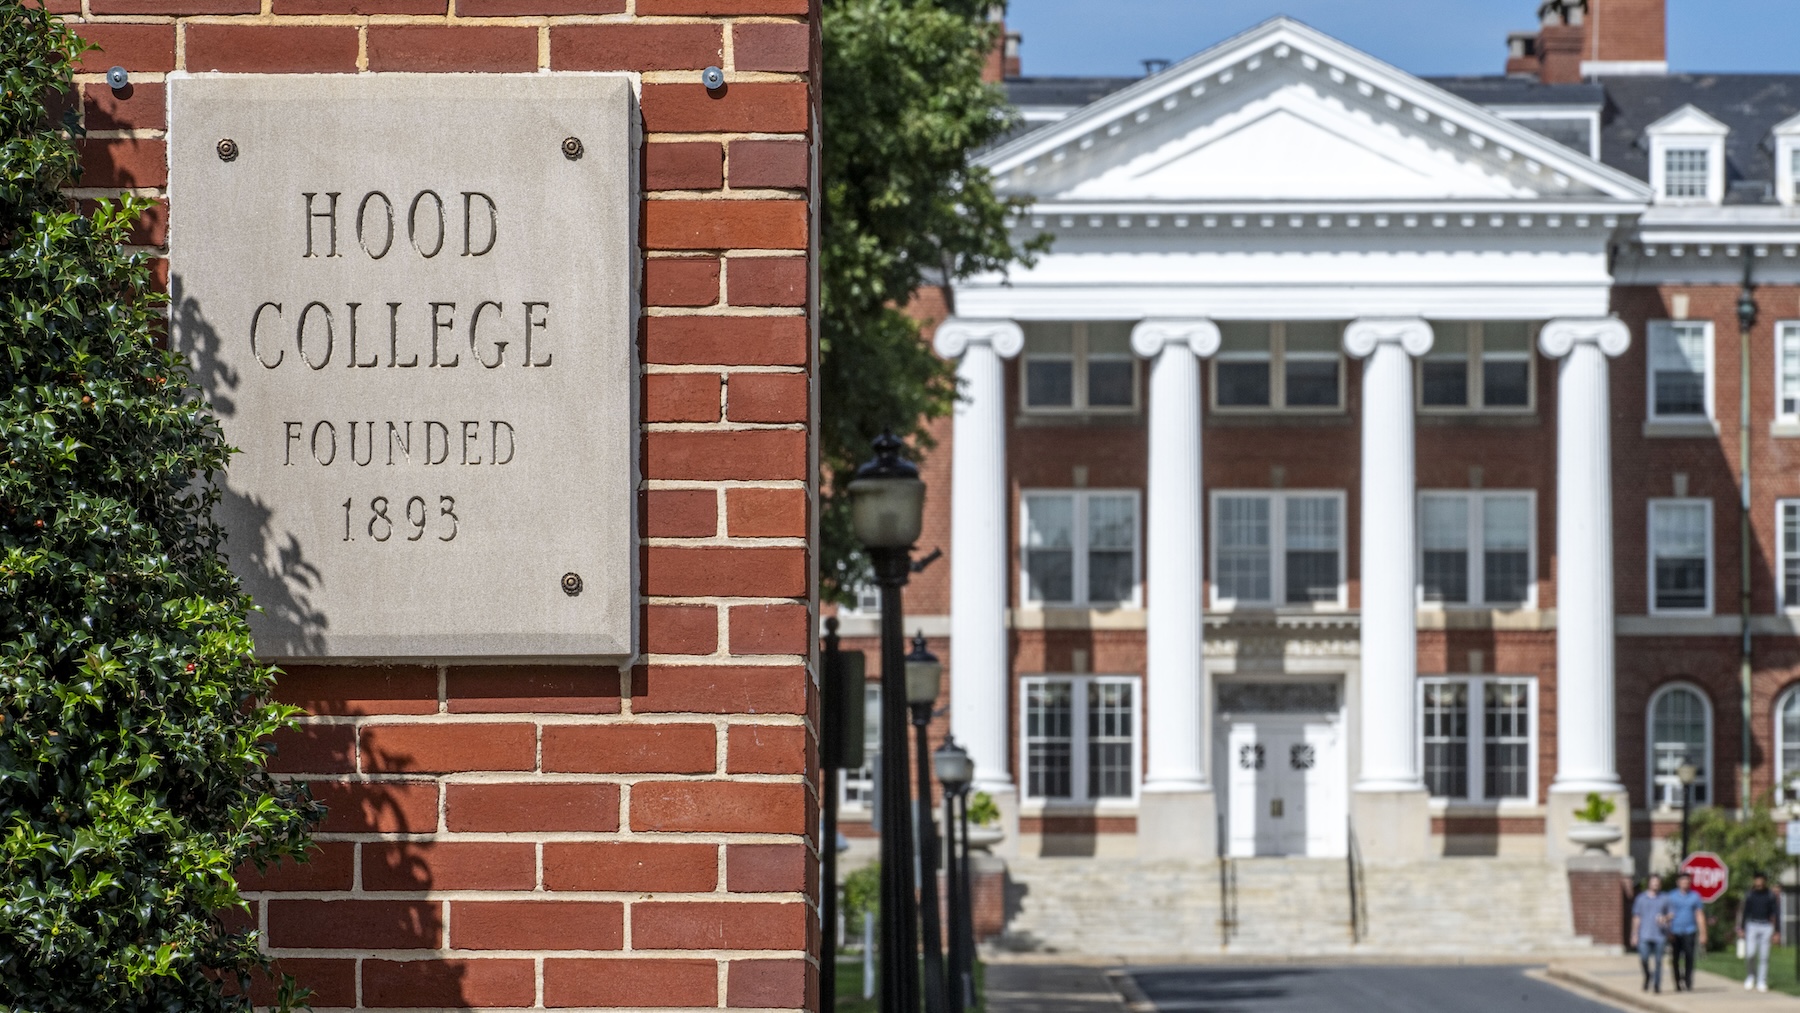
(1121, 965, 1619, 1013)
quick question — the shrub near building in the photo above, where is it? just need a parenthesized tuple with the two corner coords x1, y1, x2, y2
(0, 7, 319, 1008)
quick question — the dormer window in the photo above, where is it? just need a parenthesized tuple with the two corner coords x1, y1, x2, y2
(1663, 149, 1710, 199)
(1645, 104, 1729, 206)
(1773, 111, 1800, 206)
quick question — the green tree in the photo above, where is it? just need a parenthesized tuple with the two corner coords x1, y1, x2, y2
(821, 0, 1045, 599)
(1680, 801, 1785, 951)
(0, 7, 320, 1007)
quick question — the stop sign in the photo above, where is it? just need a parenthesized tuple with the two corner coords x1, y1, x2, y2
(1681, 852, 1730, 903)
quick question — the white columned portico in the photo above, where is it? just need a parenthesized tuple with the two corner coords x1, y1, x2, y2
(1540, 318, 1632, 858)
(1131, 319, 1222, 860)
(933, 318, 1025, 853)
(1343, 318, 1434, 860)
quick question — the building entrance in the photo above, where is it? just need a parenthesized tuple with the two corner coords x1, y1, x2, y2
(1216, 681, 1346, 858)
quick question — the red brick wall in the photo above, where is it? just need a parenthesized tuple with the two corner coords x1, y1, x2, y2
(1570, 868, 1631, 946)
(65, 4, 822, 1007)
(1591, 0, 1667, 64)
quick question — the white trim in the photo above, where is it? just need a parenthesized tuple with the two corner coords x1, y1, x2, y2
(1416, 490, 1540, 610)
(1210, 321, 1346, 413)
(1646, 681, 1714, 810)
(1775, 684, 1800, 803)
(1778, 499, 1800, 613)
(1019, 489, 1143, 608)
(1777, 322, 1800, 423)
(1417, 675, 1541, 805)
(1489, 106, 1603, 162)
(1416, 321, 1538, 413)
(1773, 112, 1800, 208)
(1581, 60, 1670, 77)
(1208, 489, 1349, 611)
(1647, 498, 1715, 616)
(1019, 674, 1143, 805)
(1646, 106, 1730, 207)
(1645, 319, 1716, 423)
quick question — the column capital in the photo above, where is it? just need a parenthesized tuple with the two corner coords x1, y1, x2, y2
(1131, 318, 1221, 359)
(1540, 317, 1631, 359)
(1344, 317, 1434, 359)
(932, 318, 1024, 360)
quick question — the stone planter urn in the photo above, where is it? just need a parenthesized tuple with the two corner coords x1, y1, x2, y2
(1568, 822, 1623, 854)
(967, 825, 1005, 852)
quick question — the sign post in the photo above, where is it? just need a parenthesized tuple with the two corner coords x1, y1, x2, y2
(1681, 851, 1730, 904)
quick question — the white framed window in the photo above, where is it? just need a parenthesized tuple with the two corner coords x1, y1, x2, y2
(1418, 492, 1536, 608)
(1021, 321, 1138, 413)
(1776, 686, 1800, 802)
(1418, 676, 1538, 803)
(1210, 491, 1347, 609)
(838, 582, 882, 616)
(1777, 322, 1800, 421)
(1776, 113, 1800, 206)
(1211, 321, 1345, 411)
(1646, 320, 1714, 421)
(841, 683, 882, 810)
(1645, 104, 1728, 205)
(1021, 490, 1141, 607)
(1418, 322, 1535, 411)
(1648, 499, 1712, 614)
(1021, 675, 1140, 803)
(1647, 682, 1712, 808)
(1779, 501, 1800, 611)
(1663, 149, 1710, 199)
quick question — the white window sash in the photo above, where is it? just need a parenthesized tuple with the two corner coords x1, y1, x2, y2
(1022, 322, 1139, 414)
(1777, 687, 1800, 803)
(1646, 683, 1712, 809)
(1646, 320, 1714, 421)
(1211, 322, 1344, 413)
(1209, 490, 1347, 610)
(1417, 676, 1539, 804)
(1647, 498, 1713, 615)
(1020, 490, 1141, 608)
(1780, 500, 1800, 612)
(1777, 322, 1800, 420)
(1019, 674, 1142, 805)
(1417, 491, 1537, 609)
(1417, 322, 1537, 413)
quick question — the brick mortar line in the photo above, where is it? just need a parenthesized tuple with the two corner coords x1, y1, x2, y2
(641, 478, 805, 489)
(645, 191, 805, 201)
(644, 249, 805, 258)
(305, 831, 807, 843)
(640, 536, 808, 547)
(641, 364, 805, 374)
(304, 712, 805, 725)
(259, 945, 811, 959)
(644, 307, 806, 318)
(644, 421, 804, 432)
(638, 599, 810, 610)
(285, 772, 807, 783)
(645, 131, 806, 143)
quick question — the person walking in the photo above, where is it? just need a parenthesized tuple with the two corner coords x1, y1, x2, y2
(1667, 872, 1709, 992)
(1739, 872, 1781, 992)
(1631, 875, 1672, 993)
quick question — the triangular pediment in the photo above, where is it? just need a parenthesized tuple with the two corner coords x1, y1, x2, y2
(983, 17, 1651, 206)
(1646, 104, 1730, 137)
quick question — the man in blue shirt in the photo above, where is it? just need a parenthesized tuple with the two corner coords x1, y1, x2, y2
(1631, 875, 1672, 993)
(1666, 873, 1710, 992)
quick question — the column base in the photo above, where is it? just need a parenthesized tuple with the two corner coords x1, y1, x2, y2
(1350, 787, 1430, 863)
(1545, 784, 1630, 861)
(1137, 789, 1218, 861)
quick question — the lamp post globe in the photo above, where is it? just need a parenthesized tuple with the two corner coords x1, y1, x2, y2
(935, 737, 974, 794)
(849, 431, 926, 550)
(935, 735, 976, 1013)
(849, 432, 926, 1013)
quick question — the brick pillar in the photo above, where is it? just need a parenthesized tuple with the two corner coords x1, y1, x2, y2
(1568, 856, 1633, 948)
(68, 3, 821, 1009)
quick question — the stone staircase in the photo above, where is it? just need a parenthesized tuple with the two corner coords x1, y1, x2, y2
(991, 855, 1606, 960)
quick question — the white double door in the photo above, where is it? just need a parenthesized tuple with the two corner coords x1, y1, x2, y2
(1221, 714, 1345, 858)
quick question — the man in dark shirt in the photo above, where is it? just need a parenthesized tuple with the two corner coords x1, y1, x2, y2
(1739, 873, 1782, 993)
(1666, 873, 1708, 992)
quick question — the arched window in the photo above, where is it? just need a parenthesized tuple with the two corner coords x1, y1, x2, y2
(1648, 683, 1711, 808)
(1777, 686, 1800, 803)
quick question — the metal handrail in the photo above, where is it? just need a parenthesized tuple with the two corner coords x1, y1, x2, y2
(1218, 815, 1238, 948)
(1346, 816, 1368, 944)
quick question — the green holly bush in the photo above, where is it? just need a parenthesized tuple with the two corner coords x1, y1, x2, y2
(0, 6, 321, 1008)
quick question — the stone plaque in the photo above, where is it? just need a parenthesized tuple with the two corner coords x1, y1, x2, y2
(169, 75, 638, 661)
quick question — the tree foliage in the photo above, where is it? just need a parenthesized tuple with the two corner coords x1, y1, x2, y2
(0, 7, 320, 1008)
(1676, 801, 1785, 950)
(820, 0, 1045, 599)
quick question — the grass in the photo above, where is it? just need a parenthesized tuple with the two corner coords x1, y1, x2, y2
(1696, 943, 1800, 996)
(834, 957, 985, 1013)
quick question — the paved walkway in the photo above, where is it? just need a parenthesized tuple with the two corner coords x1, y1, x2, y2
(985, 962, 1129, 1013)
(1549, 956, 1800, 1013)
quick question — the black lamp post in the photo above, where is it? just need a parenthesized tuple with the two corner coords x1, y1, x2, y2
(935, 736, 976, 1013)
(848, 433, 927, 1013)
(1677, 759, 1699, 864)
(906, 633, 948, 1013)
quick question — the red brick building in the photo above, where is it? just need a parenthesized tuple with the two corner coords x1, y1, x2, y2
(836, 0, 1800, 954)
(63, 1, 822, 1007)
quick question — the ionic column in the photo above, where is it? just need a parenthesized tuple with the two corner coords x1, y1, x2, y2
(1540, 318, 1631, 858)
(1344, 318, 1433, 860)
(933, 319, 1024, 850)
(1131, 320, 1221, 859)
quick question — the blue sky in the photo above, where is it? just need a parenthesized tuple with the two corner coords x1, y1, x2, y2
(1005, 0, 1800, 78)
